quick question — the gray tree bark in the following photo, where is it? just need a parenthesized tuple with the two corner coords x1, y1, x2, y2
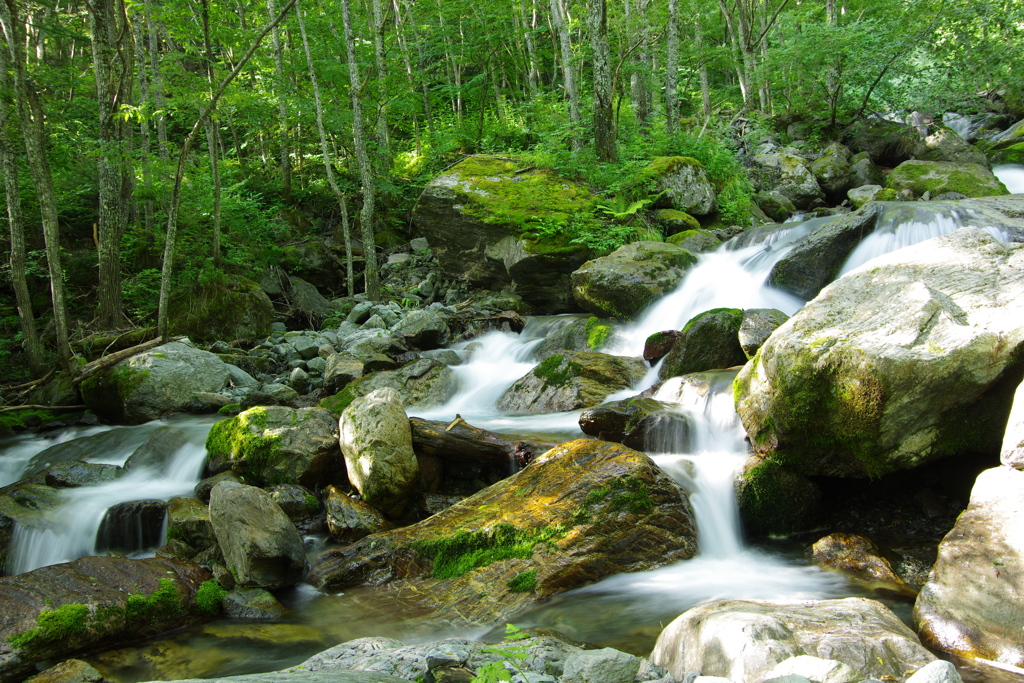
(665, 0, 680, 134)
(267, 0, 292, 202)
(550, 0, 582, 149)
(588, 0, 616, 162)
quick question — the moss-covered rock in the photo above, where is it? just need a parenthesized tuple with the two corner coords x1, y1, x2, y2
(169, 274, 273, 343)
(204, 406, 344, 489)
(644, 157, 717, 216)
(655, 209, 701, 235)
(497, 351, 648, 414)
(736, 228, 1024, 482)
(665, 229, 721, 253)
(752, 150, 825, 210)
(735, 457, 822, 536)
(307, 439, 697, 624)
(886, 160, 1008, 198)
(411, 156, 598, 313)
(754, 190, 796, 222)
(571, 241, 699, 319)
(910, 127, 990, 167)
(318, 359, 457, 415)
(810, 142, 853, 200)
(658, 308, 747, 381)
(0, 483, 62, 572)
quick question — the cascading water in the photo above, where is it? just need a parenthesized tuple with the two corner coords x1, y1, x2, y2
(994, 164, 1024, 194)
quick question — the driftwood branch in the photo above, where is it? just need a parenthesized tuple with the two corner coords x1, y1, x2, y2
(410, 417, 558, 470)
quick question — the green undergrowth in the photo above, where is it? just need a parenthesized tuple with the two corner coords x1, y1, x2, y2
(412, 523, 566, 580)
(506, 570, 538, 593)
(0, 408, 66, 434)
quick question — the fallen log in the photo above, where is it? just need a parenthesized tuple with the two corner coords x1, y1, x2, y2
(409, 417, 559, 471)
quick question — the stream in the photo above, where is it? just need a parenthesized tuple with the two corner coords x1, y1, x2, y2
(2, 178, 1023, 679)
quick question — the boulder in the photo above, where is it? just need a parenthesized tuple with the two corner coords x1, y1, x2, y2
(323, 353, 366, 395)
(752, 150, 825, 210)
(738, 309, 789, 359)
(842, 118, 917, 167)
(393, 309, 453, 350)
(324, 485, 394, 543)
(80, 341, 230, 424)
(643, 330, 684, 364)
(96, 500, 167, 555)
(847, 185, 883, 209)
(754, 190, 797, 222)
(268, 484, 325, 535)
(987, 118, 1024, 164)
(22, 428, 147, 476)
(578, 396, 689, 451)
(1001, 380, 1024, 470)
(571, 242, 698, 319)
(222, 588, 289, 620)
(497, 352, 647, 414)
(658, 309, 747, 381)
(205, 406, 345, 489)
(0, 483, 61, 571)
(42, 461, 124, 488)
(665, 229, 721, 253)
(339, 388, 420, 518)
(911, 127, 990, 167)
(645, 157, 718, 216)
(808, 533, 914, 597)
(168, 274, 273, 342)
(209, 481, 307, 590)
(124, 426, 196, 472)
(848, 152, 884, 188)
(810, 143, 853, 200)
(320, 359, 457, 415)
(764, 656, 861, 683)
(650, 598, 935, 682)
(736, 457, 822, 536)
(915, 466, 1024, 667)
(886, 160, 1008, 198)
(737, 228, 1024, 484)
(767, 203, 883, 300)
(307, 439, 697, 624)
(655, 209, 701, 235)
(281, 276, 337, 328)
(410, 156, 597, 313)
(165, 496, 217, 555)
(0, 556, 212, 681)
(24, 659, 104, 683)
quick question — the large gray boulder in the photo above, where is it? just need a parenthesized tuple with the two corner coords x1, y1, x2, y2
(651, 598, 935, 682)
(498, 351, 647, 414)
(410, 156, 597, 313)
(910, 126, 990, 167)
(767, 203, 883, 300)
(915, 466, 1024, 667)
(81, 341, 230, 424)
(736, 228, 1024, 487)
(886, 160, 1008, 198)
(753, 150, 825, 210)
(646, 157, 718, 215)
(810, 143, 853, 200)
(339, 388, 420, 518)
(320, 359, 457, 415)
(658, 308, 747, 381)
(571, 241, 698, 319)
(205, 406, 345, 490)
(209, 481, 306, 589)
(168, 274, 273, 342)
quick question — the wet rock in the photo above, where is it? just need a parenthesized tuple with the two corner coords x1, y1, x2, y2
(578, 397, 689, 451)
(738, 309, 789, 359)
(222, 588, 288, 620)
(166, 497, 217, 555)
(666, 229, 721, 254)
(736, 457, 822, 536)
(752, 150, 825, 210)
(810, 143, 853, 200)
(497, 352, 647, 414)
(205, 406, 344, 490)
(0, 556, 212, 681)
(268, 484, 325, 535)
(658, 309, 747, 381)
(43, 461, 124, 488)
(24, 658, 104, 683)
(320, 360, 457, 415)
(324, 353, 366, 395)
(847, 185, 883, 209)
(24, 428, 148, 476)
(209, 481, 306, 590)
(886, 160, 1008, 198)
(651, 597, 934, 682)
(0, 482, 61, 571)
(96, 500, 167, 555)
(915, 466, 1024, 667)
(80, 341, 230, 424)
(339, 388, 419, 518)
(308, 439, 697, 624)
(643, 330, 683, 365)
(571, 242, 698, 319)
(647, 157, 718, 216)
(394, 309, 453, 350)
(194, 471, 244, 503)
(562, 648, 640, 683)
(1001, 380, 1024, 470)
(324, 485, 394, 543)
(808, 533, 914, 597)
(124, 426, 197, 472)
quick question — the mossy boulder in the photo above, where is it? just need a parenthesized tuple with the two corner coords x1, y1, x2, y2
(910, 127, 990, 167)
(736, 228, 1024, 486)
(847, 185, 883, 209)
(165, 496, 217, 555)
(767, 203, 884, 300)
(571, 241, 699, 319)
(992, 142, 1024, 165)
(983, 118, 1024, 162)
(578, 397, 689, 450)
(307, 439, 697, 624)
(752, 150, 824, 210)
(645, 157, 718, 216)
(204, 406, 345, 490)
(658, 308, 747, 381)
(810, 142, 853, 200)
(735, 456, 822, 535)
(497, 351, 647, 414)
(169, 274, 273, 343)
(655, 209, 701, 235)
(738, 308, 790, 360)
(0, 556, 212, 681)
(842, 118, 918, 167)
(318, 359, 457, 415)
(666, 229, 721, 253)
(754, 190, 797, 222)
(410, 156, 598, 313)
(80, 341, 230, 424)
(886, 160, 1008, 198)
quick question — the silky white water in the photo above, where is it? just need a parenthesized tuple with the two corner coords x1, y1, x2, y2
(994, 164, 1024, 194)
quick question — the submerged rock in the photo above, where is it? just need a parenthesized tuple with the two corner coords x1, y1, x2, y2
(497, 352, 647, 414)
(808, 533, 914, 597)
(307, 439, 697, 625)
(651, 597, 935, 682)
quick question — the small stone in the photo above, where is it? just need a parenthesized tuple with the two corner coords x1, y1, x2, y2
(222, 587, 289, 620)
(411, 237, 430, 252)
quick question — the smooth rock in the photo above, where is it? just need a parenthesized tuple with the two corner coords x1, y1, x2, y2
(562, 648, 640, 683)
(497, 351, 647, 414)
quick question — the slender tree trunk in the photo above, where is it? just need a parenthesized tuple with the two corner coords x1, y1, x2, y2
(340, 0, 380, 300)
(144, 0, 169, 160)
(0, 49, 44, 373)
(696, 16, 712, 117)
(400, 0, 434, 137)
(0, 0, 74, 371)
(665, 0, 680, 134)
(392, 0, 421, 153)
(718, 0, 751, 108)
(200, 0, 223, 268)
(370, 0, 391, 171)
(157, 0, 299, 340)
(588, 0, 616, 162)
(627, 0, 652, 131)
(550, 0, 581, 149)
(296, 0, 355, 298)
(519, 0, 540, 98)
(131, 13, 155, 243)
(267, 0, 292, 202)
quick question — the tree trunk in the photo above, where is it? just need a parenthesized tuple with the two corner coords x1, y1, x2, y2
(296, 0, 355, 299)
(144, 0, 169, 160)
(627, 0, 652, 132)
(131, 12, 155, 243)
(0, 48, 44, 374)
(519, 0, 540, 98)
(371, 0, 392, 172)
(550, 0, 582, 149)
(665, 0, 680, 134)
(156, 0, 299, 340)
(204, 119, 223, 267)
(267, 0, 291, 202)
(341, 0, 381, 301)
(696, 16, 712, 117)
(90, 0, 134, 329)
(0, 0, 75, 372)
(400, 0, 434, 137)
(588, 0, 616, 162)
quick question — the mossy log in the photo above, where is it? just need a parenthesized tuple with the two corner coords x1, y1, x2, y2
(409, 417, 558, 470)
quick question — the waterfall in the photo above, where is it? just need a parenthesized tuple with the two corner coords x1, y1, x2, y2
(995, 164, 1024, 194)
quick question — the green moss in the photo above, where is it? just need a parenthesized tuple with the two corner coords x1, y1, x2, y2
(218, 403, 242, 415)
(8, 603, 90, 650)
(875, 188, 898, 201)
(125, 578, 184, 627)
(738, 459, 821, 535)
(304, 493, 320, 513)
(574, 476, 653, 524)
(318, 383, 360, 415)
(205, 408, 281, 472)
(681, 307, 744, 334)
(195, 579, 227, 616)
(411, 523, 567, 580)
(886, 160, 1008, 198)
(532, 355, 583, 388)
(507, 570, 538, 593)
(585, 317, 612, 351)
(0, 408, 65, 434)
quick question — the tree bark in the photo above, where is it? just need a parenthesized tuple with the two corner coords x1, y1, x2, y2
(409, 418, 558, 471)
(341, 0, 381, 301)
(549, 0, 582, 149)
(0, 0, 75, 371)
(696, 15, 712, 117)
(371, 0, 392, 172)
(267, 0, 292, 202)
(588, 0, 616, 162)
(296, 0, 355, 299)
(626, 0, 652, 132)
(519, 0, 540, 98)
(665, 0, 680, 135)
